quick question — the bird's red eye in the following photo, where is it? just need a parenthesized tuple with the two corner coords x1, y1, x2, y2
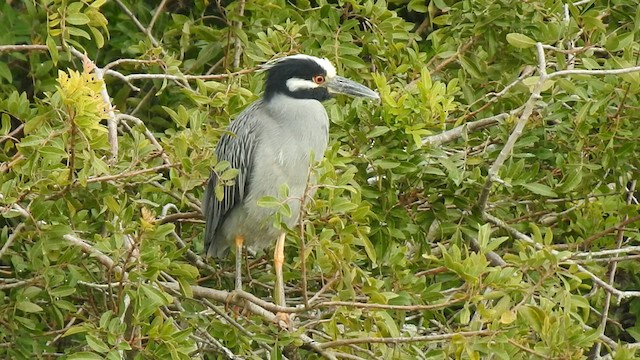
(313, 75, 326, 84)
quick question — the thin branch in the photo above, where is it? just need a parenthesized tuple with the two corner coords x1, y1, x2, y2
(574, 246, 640, 258)
(469, 237, 507, 267)
(147, 0, 170, 35)
(61, 233, 318, 355)
(548, 65, 640, 79)
(316, 297, 467, 311)
(484, 213, 640, 300)
(423, 108, 522, 147)
(574, 254, 640, 264)
(460, 66, 535, 122)
(318, 330, 494, 349)
(0, 223, 24, 258)
(507, 338, 552, 359)
(159, 283, 337, 360)
(477, 43, 548, 212)
(232, 0, 246, 69)
(84, 163, 175, 184)
(116, 114, 172, 165)
(0, 123, 24, 145)
(0, 278, 38, 290)
(103, 58, 163, 72)
(76, 53, 119, 163)
(540, 44, 608, 55)
(432, 37, 478, 74)
(113, 0, 161, 48)
(105, 67, 257, 82)
(308, 273, 340, 304)
(158, 211, 202, 224)
(593, 180, 636, 358)
(62, 234, 127, 279)
(407, 37, 477, 92)
(575, 214, 640, 249)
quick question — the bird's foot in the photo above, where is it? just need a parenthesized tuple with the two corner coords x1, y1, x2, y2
(225, 289, 246, 314)
(273, 312, 293, 330)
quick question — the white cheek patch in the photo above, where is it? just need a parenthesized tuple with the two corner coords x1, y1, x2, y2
(286, 77, 318, 92)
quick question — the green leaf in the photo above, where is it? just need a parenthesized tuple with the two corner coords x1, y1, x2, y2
(89, 26, 105, 48)
(0, 62, 12, 83)
(67, 352, 104, 360)
(367, 126, 390, 138)
(557, 169, 582, 193)
(521, 183, 558, 197)
(46, 35, 59, 65)
(257, 196, 281, 208)
(66, 13, 91, 26)
(506, 33, 536, 48)
(67, 26, 92, 39)
(85, 334, 110, 353)
(50, 285, 76, 297)
(63, 325, 90, 337)
(16, 301, 43, 313)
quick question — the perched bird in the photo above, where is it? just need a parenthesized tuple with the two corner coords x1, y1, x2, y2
(203, 54, 379, 309)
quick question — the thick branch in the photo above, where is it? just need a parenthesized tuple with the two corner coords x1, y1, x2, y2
(423, 109, 520, 147)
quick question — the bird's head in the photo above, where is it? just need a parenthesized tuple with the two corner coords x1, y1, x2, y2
(262, 54, 379, 102)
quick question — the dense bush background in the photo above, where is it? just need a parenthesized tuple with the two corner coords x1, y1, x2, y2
(1, 0, 640, 359)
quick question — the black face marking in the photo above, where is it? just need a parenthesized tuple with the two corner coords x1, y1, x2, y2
(264, 58, 333, 102)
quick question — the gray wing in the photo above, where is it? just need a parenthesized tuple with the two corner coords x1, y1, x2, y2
(203, 101, 262, 255)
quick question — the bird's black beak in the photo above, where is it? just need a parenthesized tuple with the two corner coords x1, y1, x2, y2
(326, 76, 380, 100)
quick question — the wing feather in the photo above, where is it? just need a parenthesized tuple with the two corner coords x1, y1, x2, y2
(203, 102, 261, 255)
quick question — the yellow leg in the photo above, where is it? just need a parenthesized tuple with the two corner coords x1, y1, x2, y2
(273, 231, 292, 328)
(235, 235, 244, 291)
(274, 232, 286, 307)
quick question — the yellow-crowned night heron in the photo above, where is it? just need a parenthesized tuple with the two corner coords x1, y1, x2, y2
(203, 54, 379, 311)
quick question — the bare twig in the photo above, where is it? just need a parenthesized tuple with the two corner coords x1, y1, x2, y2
(469, 237, 507, 267)
(0, 123, 24, 145)
(477, 43, 548, 212)
(84, 163, 175, 184)
(159, 283, 338, 360)
(113, 0, 161, 48)
(105, 67, 257, 82)
(103, 58, 163, 72)
(548, 65, 640, 79)
(484, 213, 640, 300)
(407, 37, 477, 92)
(423, 108, 523, 147)
(318, 330, 494, 349)
(593, 180, 636, 357)
(574, 246, 640, 258)
(572, 214, 640, 249)
(232, 0, 246, 69)
(116, 114, 172, 165)
(316, 297, 467, 311)
(147, 0, 170, 35)
(0, 278, 38, 290)
(431, 37, 478, 74)
(62, 234, 127, 279)
(75, 52, 119, 163)
(0, 223, 24, 258)
(158, 211, 202, 224)
(460, 67, 535, 122)
(308, 273, 340, 304)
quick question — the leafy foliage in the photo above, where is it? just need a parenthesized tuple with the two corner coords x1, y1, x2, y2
(1, 0, 640, 359)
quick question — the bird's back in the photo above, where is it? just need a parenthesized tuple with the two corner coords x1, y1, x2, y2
(203, 96, 329, 257)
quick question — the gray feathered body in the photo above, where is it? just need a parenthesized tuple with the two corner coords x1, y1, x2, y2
(203, 94, 329, 257)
